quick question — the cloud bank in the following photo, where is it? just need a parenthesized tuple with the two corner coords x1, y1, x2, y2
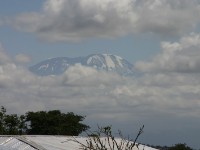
(8, 0, 200, 41)
(15, 54, 32, 64)
(136, 33, 200, 73)
(0, 34, 200, 146)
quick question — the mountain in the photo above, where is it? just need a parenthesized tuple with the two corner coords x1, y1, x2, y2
(29, 54, 134, 76)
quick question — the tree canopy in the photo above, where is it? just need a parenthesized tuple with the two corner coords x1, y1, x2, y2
(26, 110, 89, 135)
(168, 143, 193, 150)
(0, 106, 89, 135)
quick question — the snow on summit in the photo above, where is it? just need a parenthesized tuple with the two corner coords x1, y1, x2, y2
(102, 54, 116, 69)
(30, 54, 134, 76)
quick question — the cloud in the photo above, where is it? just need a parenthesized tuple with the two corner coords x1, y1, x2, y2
(135, 33, 200, 73)
(15, 54, 32, 64)
(12, 0, 138, 41)
(0, 43, 12, 65)
(0, 20, 3, 26)
(0, 42, 199, 120)
(135, 0, 200, 36)
(0, 40, 200, 146)
(0, 40, 199, 117)
(7, 0, 200, 41)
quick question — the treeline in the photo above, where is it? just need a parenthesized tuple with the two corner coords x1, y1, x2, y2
(145, 143, 193, 150)
(0, 106, 89, 135)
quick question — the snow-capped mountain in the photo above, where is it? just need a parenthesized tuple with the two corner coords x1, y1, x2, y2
(29, 54, 134, 76)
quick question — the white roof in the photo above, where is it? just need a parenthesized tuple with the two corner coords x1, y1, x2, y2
(0, 136, 36, 150)
(0, 136, 158, 150)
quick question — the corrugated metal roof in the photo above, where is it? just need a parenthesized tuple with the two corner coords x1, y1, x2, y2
(0, 136, 158, 150)
(0, 136, 36, 150)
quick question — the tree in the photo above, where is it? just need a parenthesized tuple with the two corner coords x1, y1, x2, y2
(168, 143, 193, 150)
(18, 115, 27, 135)
(4, 114, 20, 135)
(25, 110, 89, 135)
(0, 106, 6, 134)
(0, 106, 26, 135)
(0, 106, 89, 136)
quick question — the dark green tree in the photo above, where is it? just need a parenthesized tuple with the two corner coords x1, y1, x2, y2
(0, 106, 6, 134)
(0, 106, 26, 135)
(4, 114, 20, 135)
(25, 110, 89, 135)
(18, 115, 27, 135)
(0, 106, 89, 135)
(169, 143, 193, 150)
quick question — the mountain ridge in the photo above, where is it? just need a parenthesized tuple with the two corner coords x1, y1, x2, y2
(29, 54, 134, 76)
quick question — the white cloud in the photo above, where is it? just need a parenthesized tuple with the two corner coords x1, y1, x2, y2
(135, 33, 200, 73)
(0, 41, 199, 118)
(0, 52, 199, 120)
(0, 42, 200, 146)
(0, 43, 12, 65)
(12, 0, 138, 41)
(15, 54, 32, 64)
(7, 0, 200, 41)
(0, 20, 3, 26)
(135, 0, 200, 36)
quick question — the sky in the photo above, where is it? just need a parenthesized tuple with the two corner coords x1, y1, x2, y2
(0, 0, 200, 149)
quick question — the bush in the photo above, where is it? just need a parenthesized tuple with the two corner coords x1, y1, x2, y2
(168, 143, 193, 150)
(70, 125, 144, 150)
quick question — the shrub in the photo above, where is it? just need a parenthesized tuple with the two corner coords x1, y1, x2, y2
(70, 125, 144, 150)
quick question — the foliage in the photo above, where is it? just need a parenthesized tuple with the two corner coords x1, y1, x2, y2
(0, 106, 26, 135)
(0, 106, 6, 134)
(168, 143, 193, 150)
(144, 143, 194, 150)
(26, 110, 89, 135)
(0, 106, 89, 136)
(70, 125, 144, 150)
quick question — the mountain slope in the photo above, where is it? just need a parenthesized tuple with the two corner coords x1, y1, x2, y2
(30, 54, 134, 76)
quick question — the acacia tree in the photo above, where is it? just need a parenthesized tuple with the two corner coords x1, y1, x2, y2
(0, 106, 89, 136)
(25, 110, 89, 135)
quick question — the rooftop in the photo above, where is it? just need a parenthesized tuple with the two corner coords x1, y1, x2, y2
(0, 135, 158, 150)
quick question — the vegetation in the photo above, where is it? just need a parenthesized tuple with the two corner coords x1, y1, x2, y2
(70, 125, 144, 150)
(26, 110, 89, 135)
(146, 143, 193, 150)
(0, 106, 196, 150)
(0, 106, 24, 135)
(168, 143, 193, 150)
(0, 106, 89, 135)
